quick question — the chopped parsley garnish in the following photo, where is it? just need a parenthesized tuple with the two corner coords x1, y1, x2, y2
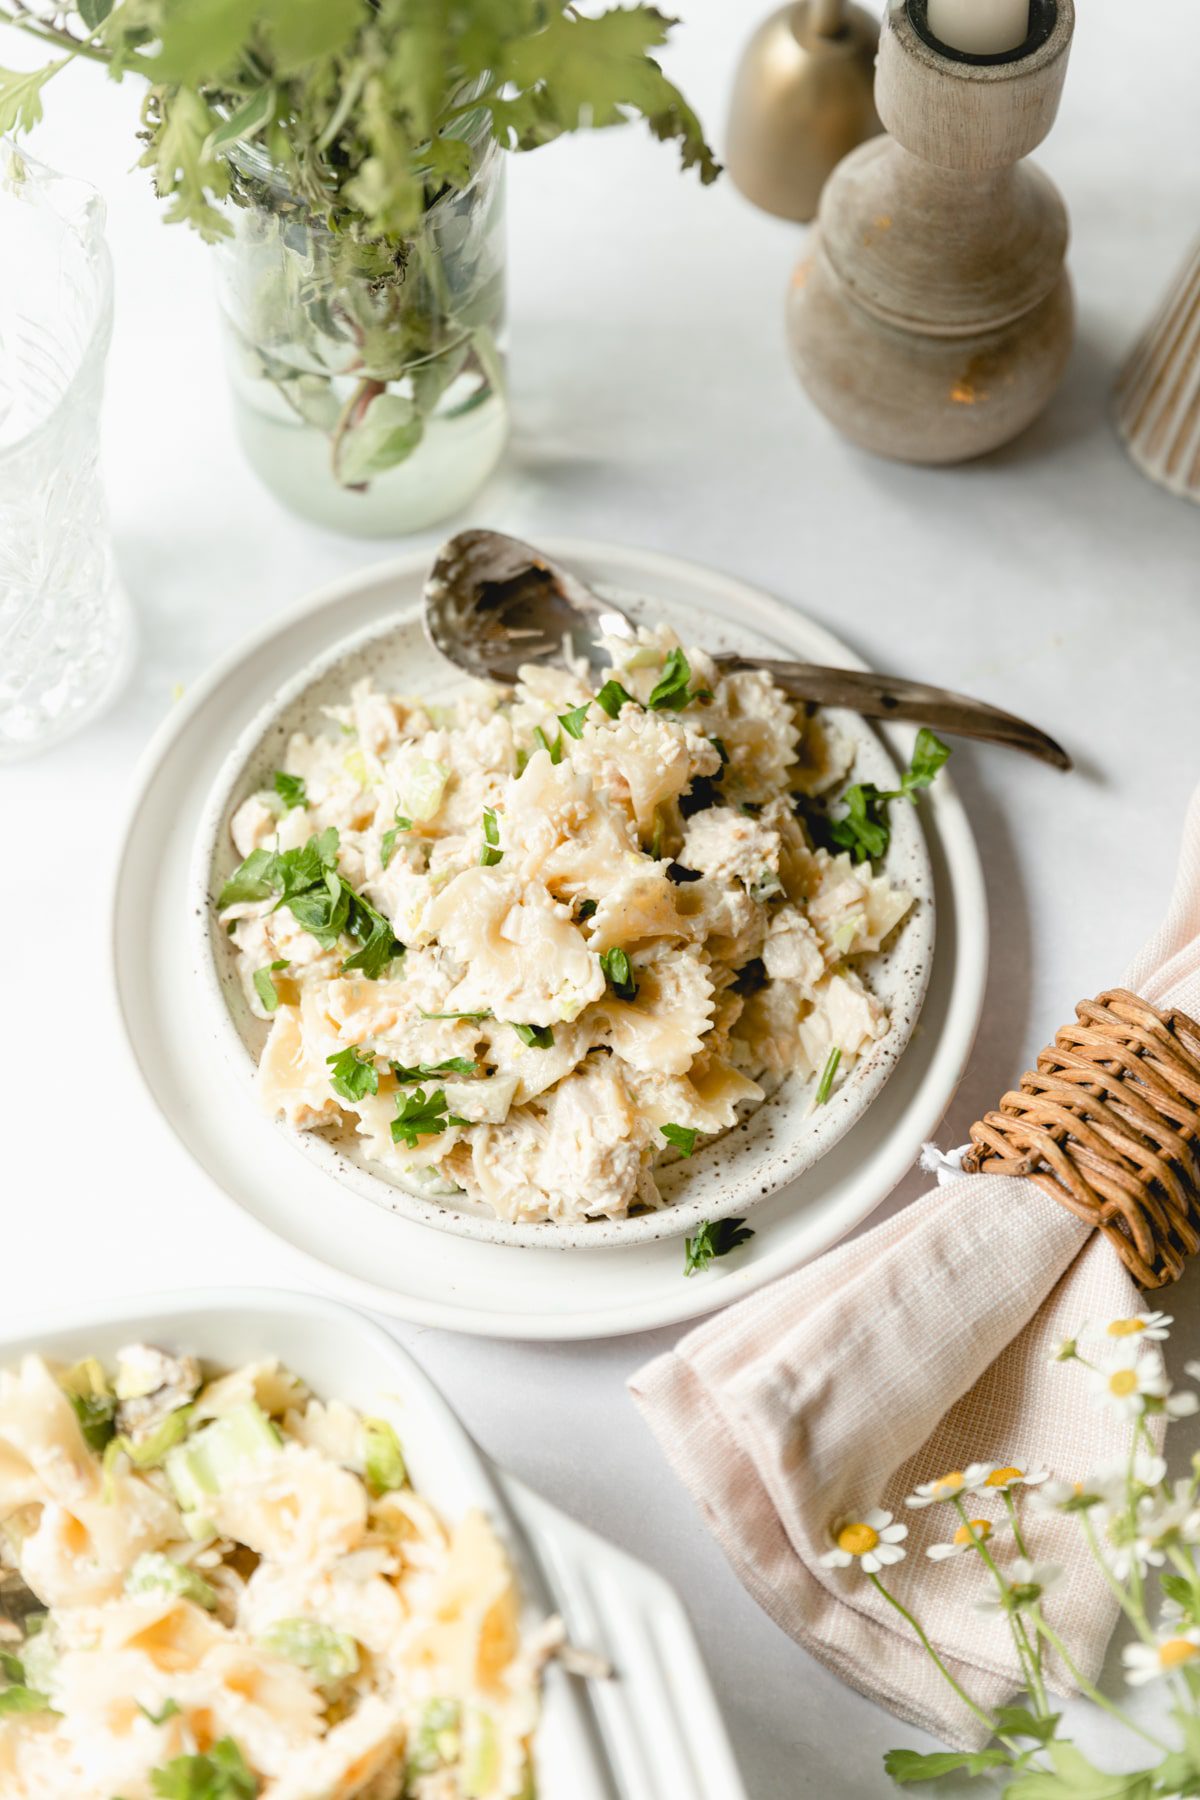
(218, 830, 403, 980)
(139, 1698, 182, 1725)
(420, 1008, 492, 1022)
(683, 1217, 754, 1277)
(709, 735, 729, 768)
(661, 1123, 698, 1157)
(814, 1046, 841, 1106)
(391, 1087, 469, 1148)
(326, 1046, 379, 1103)
(0, 1651, 24, 1683)
(480, 807, 503, 867)
(577, 898, 598, 920)
(150, 1737, 258, 1799)
(272, 771, 307, 811)
(532, 725, 563, 763)
(380, 811, 413, 869)
(600, 946, 638, 1000)
(390, 1057, 478, 1081)
(558, 702, 591, 739)
(595, 679, 635, 717)
(67, 1388, 117, 1453)
(511, 1022, 554, 1049)
(829, 729, 951, 865)
(648, 648, 708, 711)
(0, 1686, 52, 1716)
(252, 965, 284, 1012)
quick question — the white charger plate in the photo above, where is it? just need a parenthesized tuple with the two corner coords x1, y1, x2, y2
(190, 585, 933, 1250)
(111, 541, 988, 1339)
(0, 1289, 747, 1800)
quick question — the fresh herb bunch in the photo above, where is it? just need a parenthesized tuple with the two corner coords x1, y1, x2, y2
(0, 1, 716, 491)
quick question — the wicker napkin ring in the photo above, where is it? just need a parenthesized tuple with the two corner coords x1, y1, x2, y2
(963, 989, 1200, 1290)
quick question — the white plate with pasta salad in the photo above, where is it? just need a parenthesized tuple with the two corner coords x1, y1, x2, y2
(191, 561, 935, 1249)
(112, 540, 987, 1335)
(0, 1289, 746, 1800)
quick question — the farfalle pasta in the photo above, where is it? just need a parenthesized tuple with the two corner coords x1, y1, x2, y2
(217, 627, 914, 1224)
(0, 1346, 547, 1799)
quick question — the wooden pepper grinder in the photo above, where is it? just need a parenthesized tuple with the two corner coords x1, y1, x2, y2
(787, 0, 1076, 464)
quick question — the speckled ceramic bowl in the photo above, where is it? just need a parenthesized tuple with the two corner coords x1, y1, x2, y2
(191, 576, 934, 1250)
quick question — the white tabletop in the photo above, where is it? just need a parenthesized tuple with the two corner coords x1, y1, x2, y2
(4, 2, 1200, 1793)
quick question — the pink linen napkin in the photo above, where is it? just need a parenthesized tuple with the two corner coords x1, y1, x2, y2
(630, 783, 1200, 1749)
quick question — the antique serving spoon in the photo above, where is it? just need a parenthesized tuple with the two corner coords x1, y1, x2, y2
(423, 529, 1072, 771)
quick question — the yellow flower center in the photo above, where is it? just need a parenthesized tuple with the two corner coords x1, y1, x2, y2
(932, 1471, 965, 1495)
(1109, 1369, 1139, 1397)
(953, 1520, 992, 1546)
(1107, 1318, 1147, 1337)
(1159, 1639, 1199, 1670)
(984, 1467, 1024, 1488)
(837, 1522, 880, 1557)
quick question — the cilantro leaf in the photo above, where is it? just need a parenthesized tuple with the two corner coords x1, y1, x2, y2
(139, 1698, 182, 1725)
(150, 1737, 258, 1800)
(532, 725, 563, 764)
(326, 1047, 379, 1103)
(595, 679, 635, 718)
(828, 732, 951, 865)
(660, 1123, 698, 1157)
(272, 771, 307, 810)
(814, 1047, 841, 1106)
(390, 1057, 478, 1081)
(558, 703, 591, 740)
(510, 1022, 554, 1049)
(480, 807, 503, 867)
(683, 1217, 754, 1277)
(648, 648, 706, 711)
(380, 812, 413, 870)
(600, 946, 638, 1000)
(391, 1087, 468, 1148)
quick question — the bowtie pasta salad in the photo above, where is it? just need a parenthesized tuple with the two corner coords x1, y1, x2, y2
(0, 1346, 556, 1799)
(217, 626, 918, 1225)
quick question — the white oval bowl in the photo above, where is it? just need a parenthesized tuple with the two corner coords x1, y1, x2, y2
(191, 578, 934, 1250)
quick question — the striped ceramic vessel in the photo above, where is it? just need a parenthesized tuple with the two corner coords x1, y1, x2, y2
(1116, 241, 1200, 505)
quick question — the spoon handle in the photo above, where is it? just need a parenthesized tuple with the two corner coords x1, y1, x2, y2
(714, 656, 1072, 771)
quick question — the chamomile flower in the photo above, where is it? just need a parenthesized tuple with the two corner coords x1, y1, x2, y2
(819, 1509, 907, 1575)
(1087, 1346, 1170, 1419)
(1123, 1629, 1200, 1687)
(906, 1465, 996, 1509)
(1048, 1331, 1083, 1364)
(1094, 1311, 1173, 1343)
(974, 1559, 1063, 1616)
(977, 1464, 1050, 1495)
(927, 1518, 997, 1561)
(1033, 1454, 1167, 1515)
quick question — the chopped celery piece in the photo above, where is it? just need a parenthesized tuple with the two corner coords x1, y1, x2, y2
(127, 1552, 218, 1612)
(260, 1619, 358, 1683)
(407, 1698, 461, 1775)
(61, 1358, 117, 1452)
(400, 757, 450, 823)
(165, 1402, 279, 1513)
(362, 1418, 406, 1496)
(122, 1407, 193, 1469)
(463, 1709, 500, 1797)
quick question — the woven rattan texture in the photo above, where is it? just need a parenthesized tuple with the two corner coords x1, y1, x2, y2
(963, 989, 1200, 1289)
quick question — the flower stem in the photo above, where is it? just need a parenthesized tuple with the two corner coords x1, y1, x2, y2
(867, 1573, 1009, 1742)
(1003, 1490, 1032, 1561)
(0, 6, 112, 66)
(1028, 1607, 1170, 1752)
(1080, 1513, 1156, 1644)
(952, 1497, 1048, 1716)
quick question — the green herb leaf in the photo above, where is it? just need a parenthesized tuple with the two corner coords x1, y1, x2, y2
(1004, 1742, 1152, 1798)
(326, 1047, 379, 1103)
(510, 1023, 554, 1049)
(0, 1650, 25, 1684)
(391, 1057, 478, 1081)
(648, 648, 704, 711)
(0, 1685, 51, 1715)
(380, 813, 413, 869)
(903, 728, 952, 796)
(1160, 1574, 1195, 1612)
(814, 1047, 841, 1106)
(993, 1707, 1061, 1746)
(139, 1698, 182, 1726)
(577, 899, 598, 921)
(595, 679, 635, 718)
(150, 1736, 258, 1800)
(660, 1124, 698, 1157)
(272, 771, 307, 811)
(600, 946, 638, 1001)
(480, 806, 503, 867)
(684, 1217, 754, 1277)
(217, 847, 278, 908)
(252, 968, 281, 1012)
(362, 1417, 407, 1495)
(77, 0, 114, 27)
(420, 1009, 492, 1022)
(883, 1747, 1010, 1784)
(68, 1388, 118, 1454)
(0, 61, 67, 136)
(829, 733, 951, 865)
(558, 703, 590, 740)
(390, 1087, 468, 1149)
(334, 393, 424, 488)
(532, 725, 563, 764)
(709, 735, 729, 767)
